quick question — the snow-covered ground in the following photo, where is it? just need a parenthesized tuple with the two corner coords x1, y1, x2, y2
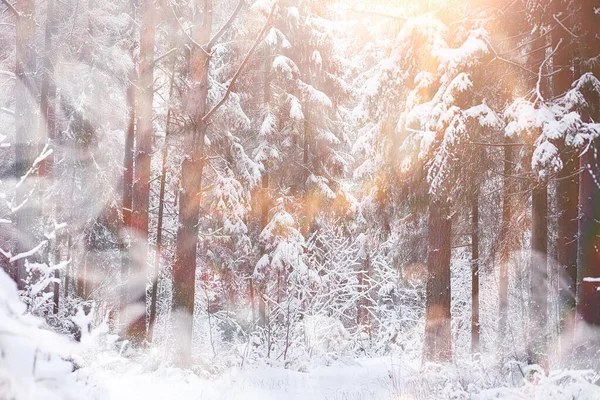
(91, 355, 394, 400)
(3, 268, 600, 400)
(85, 350, 600, 400)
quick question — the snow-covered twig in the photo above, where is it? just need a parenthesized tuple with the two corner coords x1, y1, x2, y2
(9, 241, 48, 263)
(202, 1, 278, 123)
(553, 13, 579, 38)
(1, 0, 20, 18)
(536, 39, 562, 104)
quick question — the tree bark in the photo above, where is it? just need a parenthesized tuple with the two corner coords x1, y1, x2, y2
(551, 2, 579, 335)
(257, 52, 271, 328)
(497, 144, 515, 352)
(471, 187, 480, 353)
(120, 9, 137, 333)
(148, 53, 176, 342)
(172, 0, 213, 367)
(14, 0, 38, 289)
(577, 140, 600, 326)
(128, 0, 157, 342)
(424, 199, 452, 362)
(40, 0, 58, 313)
(530, 183, 548, 363)
(576, 0, 600, 327)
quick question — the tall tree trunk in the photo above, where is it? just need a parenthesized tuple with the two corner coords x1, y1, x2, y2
(577, 140, 600, 326)
(172, 0, 213, 367)
(552, 4, 579, 336)
(424, 199, 452, 362)
(527, 25, 550, 366)
(128, 0, 156, 342)
(120, 14, 137, 333)
(576, 0, 600, 326)
(14, 0, 38, 289)
(40, 0, 58, 313)
(257, 167, 269, 328)
(497, 144, 515, 352)
(257, 52, 271, 328)
(530, 183, 548, 363)
(64, 171, 75, 298)
(471, 186, 480, 353)
(357, 245, 372, 335)
(148, 53, 177, 342)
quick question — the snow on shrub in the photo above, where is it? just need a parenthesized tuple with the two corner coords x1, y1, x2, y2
(0, 269, 105, 400)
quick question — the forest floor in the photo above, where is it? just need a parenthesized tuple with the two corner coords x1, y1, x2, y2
(86, 348, 600, 400)
(89, 353, 396, 400)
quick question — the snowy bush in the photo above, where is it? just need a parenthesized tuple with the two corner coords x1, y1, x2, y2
(0, 269, 105, 400)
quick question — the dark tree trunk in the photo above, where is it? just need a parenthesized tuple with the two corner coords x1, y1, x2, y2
(471, 187, 480, 353)
(497, 144, 515, 351)
(556, 149, 579, 331)
(551, 3, 579, 335)
(577, 139, 600, 326)
(424, 200, 452, 362)
(64, 172, 75, 298)
(576, 0, 600, 326)
(172, 0, 213, 367)
(172, 124, 206, 366)
(257, 166, 269, 328)
(149, 53, 177, 342)
(257, 53, 271, 328)
(40, 0, 59, 313)
(120, 16, 137, 332)
(128, 0, 157, 342)
(530, 184, 548, 363)
(526, 24, 551, 365)
(14, 0, 38, 289)
(357, 249, 372, 335)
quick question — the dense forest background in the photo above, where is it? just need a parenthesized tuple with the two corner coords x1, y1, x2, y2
(1, 0, 600, 392)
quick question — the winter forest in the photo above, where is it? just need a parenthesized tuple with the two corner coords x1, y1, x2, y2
(1, 0, 600, 398)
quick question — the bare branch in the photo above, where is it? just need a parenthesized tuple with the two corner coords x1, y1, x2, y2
(169, 3, 211, 57)
(483, 36, 560, 78)
(1, 0, 20, 18)
(205, 0, 245, 52)
(553, 13, 579, 39)
(501, 10, 575, 56)
(469, 141, 526, 147)
(536, 38, 562, 104)
(153, 48, 177, 66)
(0, 107, 14, 116)
(202, 2, 277, 123)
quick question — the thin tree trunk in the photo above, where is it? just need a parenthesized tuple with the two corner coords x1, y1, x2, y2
(14, 0, 38, 289)
(556, 150, 579, 331)
(498, 144, 515, 353)
(257, 52, 271, 328)
(128, 0, 157, 343)
(424, 199, 452, 362)
(64, 172, 75, 298)
(527, 26, 550, 365)
(120, 15, 137, 332)
(357, 249, 372, 336)
(257, 165, 269, 328)
(148, 53, 177, 342)
(40, 0, 59, 313)
(530, 183, 548, 364)
(551, 4, 579, 336)
(471, 187, 480, 353)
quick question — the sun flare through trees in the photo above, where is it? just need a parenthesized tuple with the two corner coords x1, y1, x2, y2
(1, 0, 600, 399)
